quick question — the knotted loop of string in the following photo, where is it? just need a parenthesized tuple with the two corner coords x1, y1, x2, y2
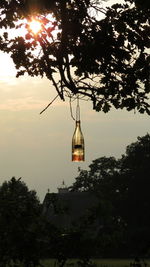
(69, 95, 80, 121)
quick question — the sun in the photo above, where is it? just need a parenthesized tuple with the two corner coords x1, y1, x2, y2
(29, 19, 42, 34)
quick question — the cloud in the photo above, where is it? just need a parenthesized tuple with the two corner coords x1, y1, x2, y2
(0, 97, 50, 111)
(0, 95, 69, 111)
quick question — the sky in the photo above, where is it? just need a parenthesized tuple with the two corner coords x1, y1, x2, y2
(0, 0, 149, 202)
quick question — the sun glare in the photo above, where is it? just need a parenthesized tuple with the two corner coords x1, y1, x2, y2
(29, 19, 42, 34)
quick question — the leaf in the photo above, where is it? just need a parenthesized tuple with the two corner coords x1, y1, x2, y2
(95, 101, 102, 112)
(103, 102, 111, 113)
(25, 33, 32, 40)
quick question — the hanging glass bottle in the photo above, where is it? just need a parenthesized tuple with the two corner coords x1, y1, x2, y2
(72, 98, 85, 162)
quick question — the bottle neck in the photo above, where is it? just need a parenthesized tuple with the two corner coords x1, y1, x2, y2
(76, 120, 81, 127)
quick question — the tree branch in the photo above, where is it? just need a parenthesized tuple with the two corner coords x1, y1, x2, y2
(40, 94, 59, 114)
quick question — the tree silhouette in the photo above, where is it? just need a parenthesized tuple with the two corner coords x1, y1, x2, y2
(0, 177, 42, 267)
(71, 134, 150, 257)
(0, 0, 149, 113)
(118, 134, 150, 256)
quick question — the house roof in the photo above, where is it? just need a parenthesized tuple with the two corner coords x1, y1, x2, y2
(42, 191, 99, 230)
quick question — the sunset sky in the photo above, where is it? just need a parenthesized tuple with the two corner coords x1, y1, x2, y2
(0, 0, 149, 202)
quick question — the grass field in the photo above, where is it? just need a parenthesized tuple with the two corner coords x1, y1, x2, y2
(41, 258, 150, 267)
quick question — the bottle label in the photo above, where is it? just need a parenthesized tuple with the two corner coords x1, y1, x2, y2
(74, 144, 82, 149)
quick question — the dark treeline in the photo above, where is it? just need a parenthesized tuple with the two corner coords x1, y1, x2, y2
(0, 133, 150, 267)
(70, 133, 150, 259)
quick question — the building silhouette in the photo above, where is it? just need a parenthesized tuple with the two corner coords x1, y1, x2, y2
(42, 181, 100, 234)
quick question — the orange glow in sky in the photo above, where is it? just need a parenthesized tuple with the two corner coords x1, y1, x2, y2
(29, 19, 42, 34)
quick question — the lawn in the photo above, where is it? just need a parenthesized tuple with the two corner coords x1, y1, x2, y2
(41, 258, 150, 267)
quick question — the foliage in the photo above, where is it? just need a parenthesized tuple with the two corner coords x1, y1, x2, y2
(0, 177, 42, 267)
(0, 0, 149, 114)
(71, 134, 150, 257)
(134, 0, 150, 9)
(70, 157, 119, 192)
(118, 134, 150, 256)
